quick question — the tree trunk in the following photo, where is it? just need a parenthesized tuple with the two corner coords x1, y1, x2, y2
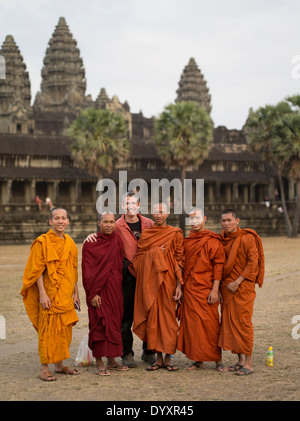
(291, 179, 300, 237)
(278, 173, 292, 237)
(180, 167, 186, 236)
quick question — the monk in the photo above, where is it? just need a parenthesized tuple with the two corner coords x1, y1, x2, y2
(82, 212, 128, 376)
(218, 209, 265, 376)
(133, 202, 184, 371)
(177, 209, 227, 372)
(20, 207, 80, 381)
(84, 191, 155, 368)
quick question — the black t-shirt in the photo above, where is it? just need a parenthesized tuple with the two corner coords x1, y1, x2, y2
(126, 219, 142, 241)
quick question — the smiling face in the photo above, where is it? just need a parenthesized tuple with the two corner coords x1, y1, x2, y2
(98, 212, 116, 235)
(49, 208, 69, 236)
(122, 195, 140, 216)
(152, 203, 169, 226)
(189, 209, 207, 231)
(221, 212, 239, 233)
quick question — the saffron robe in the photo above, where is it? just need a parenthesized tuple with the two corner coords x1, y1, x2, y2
(133, 225, 184, 354)
(20, 229, 79, 364)
(177, 230, 225, 361)
(82, 230, 124, 358)
(218, 227, 265, 355)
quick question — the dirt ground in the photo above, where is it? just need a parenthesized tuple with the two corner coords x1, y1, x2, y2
(0, 237, 299, 402)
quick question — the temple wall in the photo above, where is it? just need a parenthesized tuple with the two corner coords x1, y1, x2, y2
(0, 202, 297, 244)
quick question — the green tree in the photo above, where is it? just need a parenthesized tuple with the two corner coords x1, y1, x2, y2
(244, 99, 300, 237)
(154, 101, 214, 233)
(68, 107, 130, 179)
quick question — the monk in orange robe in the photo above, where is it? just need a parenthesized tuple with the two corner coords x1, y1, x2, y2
(20, 207, 80, 381)
(133, 203, 184, 371)
(218, 209, 265, 376)
(177, 209, 227, 371)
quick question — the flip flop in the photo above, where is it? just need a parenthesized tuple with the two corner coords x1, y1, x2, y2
(228, 363, 243, 372)
(107, 364, 129, 371)
(146, 363, 164, 371)
(95, 368, 111, 376)
(55, 366, 79, 375)
(235, 367, 254, 376)
(40, 371, 57, 382)
(165, 364, 179, 372)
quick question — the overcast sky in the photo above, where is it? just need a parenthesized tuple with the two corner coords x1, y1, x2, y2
(0, 0, 299, 130)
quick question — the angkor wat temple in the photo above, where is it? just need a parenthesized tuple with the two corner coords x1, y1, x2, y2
(0, 17, 296, 243)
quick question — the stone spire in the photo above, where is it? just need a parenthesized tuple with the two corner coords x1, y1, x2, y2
(0, 35, 32, 133)
(95, 88, 110, 109)
(176, 57, 211, 114)
(34, 17, 86, 113)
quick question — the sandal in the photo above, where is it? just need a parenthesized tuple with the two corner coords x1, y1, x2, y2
(146, 363, 164, 371)
(235, 367, 254, 376)
(107, 364, 129, 371)
(228, 363, 243, 372)
(186, 361, 203, 370)
(165, 364, 179, 372)
(40, 370, 57, 382)
(95, 368, 111, 376)
(55, 366, 79, 375)
(216, 363, 228, 372)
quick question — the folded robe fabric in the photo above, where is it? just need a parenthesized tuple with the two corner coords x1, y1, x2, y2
(218, 227, 265, 355)
(133, 225, 184, 355)
(177, 229, 225, 362)
(20, 229, 79, 364)
(82, 230, 124, 357)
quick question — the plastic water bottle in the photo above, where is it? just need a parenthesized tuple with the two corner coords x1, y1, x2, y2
(267, 346, 274, 367)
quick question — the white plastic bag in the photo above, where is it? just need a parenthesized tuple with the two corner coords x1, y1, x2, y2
(75, 334, 95, 366)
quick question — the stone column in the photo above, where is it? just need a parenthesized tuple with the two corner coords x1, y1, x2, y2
(4, 179, 12, 204)
(233, 182, 239, 202)
(250, 182, 256, 202)
(225, 184, 231, 203)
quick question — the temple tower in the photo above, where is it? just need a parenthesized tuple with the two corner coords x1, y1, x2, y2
(34, 17, 86, 114)
(95, 88, 132, 138)
(0, 35, 33, 134)
(176, 57, 212, 114)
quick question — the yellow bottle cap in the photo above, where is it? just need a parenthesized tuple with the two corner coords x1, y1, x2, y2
(268, 346, 273, 350)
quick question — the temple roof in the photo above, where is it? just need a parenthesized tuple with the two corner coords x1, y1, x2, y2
(34, 17, 86, 113)
(176, 58, 211, 114)
(0, 35, 31, 111)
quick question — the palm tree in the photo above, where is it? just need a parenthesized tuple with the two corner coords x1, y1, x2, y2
(154, 101, 214, 234)
(68, 107, 129, 179)
(275, 97, 300, 236)
(244, 99, 300, 237)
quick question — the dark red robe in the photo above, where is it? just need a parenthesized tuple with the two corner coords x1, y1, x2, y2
(82, 230, 124, 358)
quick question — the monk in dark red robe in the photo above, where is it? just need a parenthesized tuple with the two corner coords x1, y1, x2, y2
(133, 203, 184, 371)
(82, 212, 128, 376)
(218, 209, 265, 376)
(177, 209, 227, 371)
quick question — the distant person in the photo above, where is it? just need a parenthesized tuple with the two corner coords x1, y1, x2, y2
(133, 202, 184, 371)
(21, 207, 80, 381)
(84, 191, 155, 368)
(45, 197, 54, 210)
(177, 209, 227, 372)
(218, 209, 265, 376)
(35, 195, 43, 211)
(82, 212, 128, 376)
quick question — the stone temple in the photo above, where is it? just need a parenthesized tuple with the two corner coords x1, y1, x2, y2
(0, 17, 296, 242)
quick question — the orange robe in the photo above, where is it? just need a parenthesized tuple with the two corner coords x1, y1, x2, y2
(133, 225, 184, 354)
(20, 229, 79, 364)
(218, 228, 265, 355)
(177, 230, 225, 362)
